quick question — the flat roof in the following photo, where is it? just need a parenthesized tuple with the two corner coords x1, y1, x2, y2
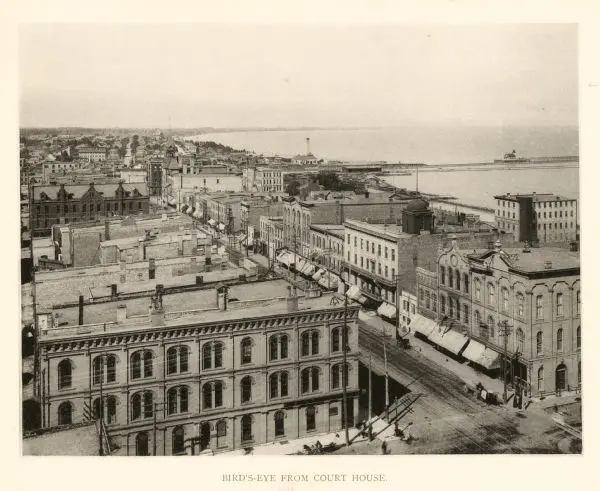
(344, 219, 411, 239)
(43, 280, 351, 340)
(494, 193, 576, 203)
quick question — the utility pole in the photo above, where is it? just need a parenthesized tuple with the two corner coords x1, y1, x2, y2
(498, 320, 513, 404)
(384, 339, 390, 421)
(99, 355, 104, 456)
(368, 354, 372, 420)
(341, 290, 350, 446)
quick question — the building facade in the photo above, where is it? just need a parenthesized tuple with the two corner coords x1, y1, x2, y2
(259, 216, 285, 263)
(77, 147, 107, 162)
(494, 193, 578, 244)
(243, 167, 284, 193)
(430, 240, 580, 396)
(37, 283, 360, 455)
(30, 182, 150, 237)
(309, 224, 345, 273)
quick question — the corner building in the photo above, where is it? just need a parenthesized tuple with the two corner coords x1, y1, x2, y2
(37, 280, 360, 456)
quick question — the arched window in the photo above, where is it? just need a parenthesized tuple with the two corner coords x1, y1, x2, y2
(557, 328, 563, 352)
(474, 279, 481, 301)
(106, 396, 117, 424)
(448, 269, 453, 288)
(167, 346, 189, 375)
(331, 327, 340, 352)
(131, 393, 142, 421)
(463, 273, 469, 293)
(516, 293, 524, 317)
(167, 386, 189, 415)
(577, 326, 581, 350)
(57, 401, 72, 425)
(93, 355, 117, 385)
(536, 295, 544, 320)
(143, 351, 153, 378)
(241, 338, 252, 365)
(536, 331, 543, 355)
(556, 293, 564, 317)
(132, 351, 153, 379)
(241, 376, 252, 403)
(516, 328, 524, 354)
(203, 381, 223, 409)
(502, 287, 509, 313)
(487, 316, 495, 338)
(202, 343, 212, 370)
(136, 431, 149, 456)
(172, 426, 185, 455)
(269, 371, 289, 399)
(474, 310, 481, 329)
(301, 330, 319, 356)
(306, 405, 316, 431)
(537, 366, 544, 392)
(269, 334, 289, 361)
(440, 266, 446, 285)
(241, 415, 252, 442)
(216, 420, 227, 448)
(488, 283, 495, 306)
(274, 410, 285, 437)
(331, 363, 349, 390)
(301, 367, 320, 394)
(58, 359, 72, 389)
(455, 270, 461, 290)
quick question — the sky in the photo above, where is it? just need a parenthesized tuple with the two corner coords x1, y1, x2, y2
(19, 24, 578, 128)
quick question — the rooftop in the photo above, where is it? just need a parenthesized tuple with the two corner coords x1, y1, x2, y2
(467, 246, 580, 274)
(43, 280, 349, 340)
(310, 223, 346, 238)
(33, 182, 148, 200)
(23, 424, 99, 456)
(494, 192, 576, 203)
(344, 219, 412, 239)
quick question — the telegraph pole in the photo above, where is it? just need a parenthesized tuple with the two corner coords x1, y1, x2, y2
(384, 340, 390, 421)
(341, 290, 350, 446)
(368, 354, 372, 419)
(99, 356, 104, 456)
(498, 320, 513, 404)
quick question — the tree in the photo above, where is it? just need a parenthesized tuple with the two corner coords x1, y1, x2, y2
(286, 179, 301, 196)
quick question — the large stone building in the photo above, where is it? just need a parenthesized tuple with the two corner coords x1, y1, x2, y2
(36, 280, 360, 455)
(494, 192, 578, 244)
(30, 182, 150, 237)
(77, 147, 107, 162)
(243, 167, 284, 193)
(418, 240, 580, 396)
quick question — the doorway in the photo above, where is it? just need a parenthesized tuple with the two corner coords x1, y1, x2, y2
(556, 364, 568, 392)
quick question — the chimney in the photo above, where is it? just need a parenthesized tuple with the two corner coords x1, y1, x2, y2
(111, 284, 118, 297)
(286, 285, 299, 312)
(78, 295, 84, 325)
(196, 275, 203, 285)
(450, 234, 457, 249)
(117, 304, 127, 323)
(364, 190, 369, 199)
(306, 138, 311, 155)
(544, 261, 553, 270)
(494, 240, 502, 253)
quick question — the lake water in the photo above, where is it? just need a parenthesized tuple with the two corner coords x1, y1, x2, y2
(191, 125, 578, 165)
(191, 127, 579, 220)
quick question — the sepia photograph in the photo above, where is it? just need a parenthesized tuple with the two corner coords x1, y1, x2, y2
(18, 22, 582, 459)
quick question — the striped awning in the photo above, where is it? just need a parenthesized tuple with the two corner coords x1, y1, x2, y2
(312, 269, 326, 281)
(208, 218, 216, 226)
(218, 223, 226, 231)
(346, 285, 362, 300)
(462, 339, 487, 365)
(428, 328, 469, 356)
(193, 210, 202, 219)
(410, 314, 438, 337)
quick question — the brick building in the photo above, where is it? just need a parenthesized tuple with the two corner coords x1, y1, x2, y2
(418, 240, 580, 396)
(30, 182, 150, 237)
(36, 280, 360, 455)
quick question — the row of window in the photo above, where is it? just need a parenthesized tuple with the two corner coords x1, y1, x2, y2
(347, 234, 397, 261)
(58, 331, 351, 390)
(36, 201, 144, 215)
(55, 365, 348, 427)
(439, 267, 469, 294)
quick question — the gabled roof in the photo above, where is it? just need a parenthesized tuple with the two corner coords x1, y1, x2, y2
(33, 182, 148, 200)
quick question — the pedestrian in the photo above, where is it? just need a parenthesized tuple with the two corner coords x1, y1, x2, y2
(381, 441, 387, 455)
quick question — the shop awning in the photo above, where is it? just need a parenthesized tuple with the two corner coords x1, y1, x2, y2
(180, 204, 189, 213)
(218, 223, 226, 231)
(295, 257, 307, 271)
(479, 348, 501, 370)
(346, 285, 362, 300)
(277, 251, 294, 267)
(462, 339, 487, 365)
(318, 273, 339, 290)
(410, 314, 438, 337)
(193, 210, 202, 219)
(377, 302, 397, 319)
(208, 218, 216, 226)
(312, 269, 326, 281)
(168, 197, 177, 206)
(301, 263, 316, 276)
(429, 328, 469, 356)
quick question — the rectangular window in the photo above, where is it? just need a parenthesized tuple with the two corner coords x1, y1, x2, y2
(391, 249, 395, 261)
(536, 295, 544, 320)
(385, 266, 388, 278)
(347, 234, 350, 244)
(556, 293, 564, 317)
(441, 295, 446, 314)
(385, 247, 388, 259)
(378, 244, 381, 256)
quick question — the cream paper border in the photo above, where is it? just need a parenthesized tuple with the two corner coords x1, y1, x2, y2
(1, 1, 598, 490)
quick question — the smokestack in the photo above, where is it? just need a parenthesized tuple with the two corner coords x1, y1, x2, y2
(286, 285, 298, 312)
(306, 137, 311, 155)
(111, 284, 118, 297)
(78, 295, 84, 325)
